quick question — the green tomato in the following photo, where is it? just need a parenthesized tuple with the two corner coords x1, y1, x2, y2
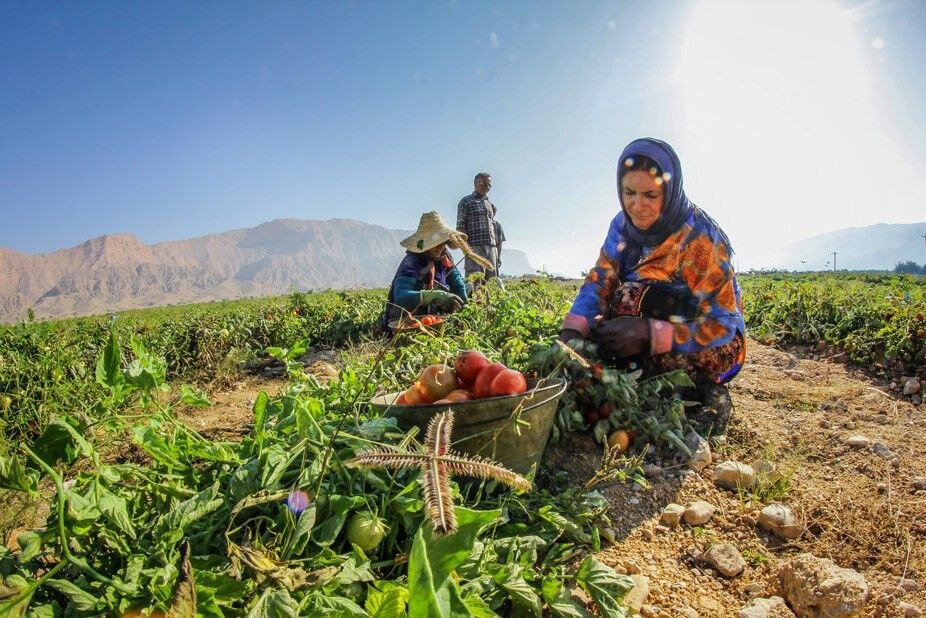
(345, 511, 387, 552)
(0, 395, 10, 411)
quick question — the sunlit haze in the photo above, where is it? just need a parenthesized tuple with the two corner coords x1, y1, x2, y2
(1, 1, 924, 276)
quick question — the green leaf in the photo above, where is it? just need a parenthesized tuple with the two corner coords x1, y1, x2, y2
(461, 593, 500, 618)
(354, 417, 401, 441)
(335, 552, 374, 586)
(407, 507, 500, 618)
(157, 482, 224, 547)
(45, 579, 99, 612)
(180, 385, 211, 407)
(194, 568, 250, 617)
(542, 576, 592, 618)
(0, 574, 37, 618)
(245, 587, 299, 618)
(365, 582, 408, 618)
(284, 339, 308, 361)
(302, 593, 368, 617)
(573, 555, 632, 617)
(537, 507, 591, 545)
(0, 455, 38, 495)
(288, 503, 317, 557)
(126, 336, 168, 391)
(253, 392, 269, 451)
(496, 568, 541, 617)
(24, 604, 57, 618)
(312, 495, 364, 547)
(133, 426, 188, 471)
(91, 482, 136, 539)
(95, 330, 124, 390)
(16, 531, 42, 564)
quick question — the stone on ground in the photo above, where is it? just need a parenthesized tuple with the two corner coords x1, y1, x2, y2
(700, 542, 747, 577)
(738, 596, 796, 618)
(683, 500, 716, 525)
(758, 503, 802, 540)
(777, 553, 869, 617)
(713, 461, 757, 490)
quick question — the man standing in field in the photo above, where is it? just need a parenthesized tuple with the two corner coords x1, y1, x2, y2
(456, 172, 504, 286)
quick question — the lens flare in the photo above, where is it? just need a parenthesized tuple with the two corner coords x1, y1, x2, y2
(287, 490, 310, 514)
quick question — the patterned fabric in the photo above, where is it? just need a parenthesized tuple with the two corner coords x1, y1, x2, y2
(647, 333, 745, 385)
(380, 251, 466, 327)
(456, 192, 499, 247)
(565, 208, 747, 382)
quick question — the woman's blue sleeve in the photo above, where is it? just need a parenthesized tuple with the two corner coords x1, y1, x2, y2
(565, 216, 623, 334)
(393, 276, 421, 310)
(447, 268, 467, 302)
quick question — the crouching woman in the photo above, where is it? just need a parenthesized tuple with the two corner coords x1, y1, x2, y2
(379, 211, 492, 334)
(559, 138, 746, 388)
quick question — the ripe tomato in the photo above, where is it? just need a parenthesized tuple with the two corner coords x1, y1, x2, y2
(607, 429, 632, 453)
(471, 362, 508, 399)
(402, 382, 428, 405)
(454, 350, 490, 385)
(598, 402, 612, 420)
(420, 315, 442, 326)
(434, 389, 474, 404)
(418, 364, 459, 402)
(490, 369, 528, 397)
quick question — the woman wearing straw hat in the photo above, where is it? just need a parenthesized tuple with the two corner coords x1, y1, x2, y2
(379, 212, 493, 334)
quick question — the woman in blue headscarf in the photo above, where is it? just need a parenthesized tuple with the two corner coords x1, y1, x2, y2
(559, 138, 746, 386)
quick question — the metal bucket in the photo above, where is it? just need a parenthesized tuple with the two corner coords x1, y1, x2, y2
(367, 378, 567, 475)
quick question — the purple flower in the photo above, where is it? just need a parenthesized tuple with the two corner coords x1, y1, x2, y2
(286, 490, 310, 515)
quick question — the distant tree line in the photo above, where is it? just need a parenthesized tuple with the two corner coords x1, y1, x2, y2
(895, 261, 926, 275)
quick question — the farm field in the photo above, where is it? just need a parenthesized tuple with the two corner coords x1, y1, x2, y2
(1, 274, 924, 616)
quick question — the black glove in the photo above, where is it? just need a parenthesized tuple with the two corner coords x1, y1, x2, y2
(558, 328, 584, 346)
(591, 316, 651, 358)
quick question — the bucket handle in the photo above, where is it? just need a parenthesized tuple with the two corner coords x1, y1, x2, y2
(469, 379, 568, 425)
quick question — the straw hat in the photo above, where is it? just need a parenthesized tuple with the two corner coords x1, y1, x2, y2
(400, 211, 493, 270)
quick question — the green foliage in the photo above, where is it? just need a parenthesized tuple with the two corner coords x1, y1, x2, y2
(895, 261, 926, 275)
(0, 282, 637, 616)
(741, 272, 926, 372)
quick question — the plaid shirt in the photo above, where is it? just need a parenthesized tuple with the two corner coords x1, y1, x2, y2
(456, 192, 500, 247)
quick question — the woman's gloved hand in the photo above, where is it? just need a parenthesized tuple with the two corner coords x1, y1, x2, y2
(591, 316, 651, 357)
(558, 328, 585, 346)
(420, 289, 463, 311)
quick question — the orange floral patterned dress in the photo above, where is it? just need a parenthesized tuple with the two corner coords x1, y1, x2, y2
(563, 208, 746, 384)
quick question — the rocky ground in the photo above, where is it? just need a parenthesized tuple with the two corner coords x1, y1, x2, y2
(548, 338, 925, 617)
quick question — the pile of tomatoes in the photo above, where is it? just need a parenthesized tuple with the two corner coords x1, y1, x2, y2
(394, 350, 528, 405)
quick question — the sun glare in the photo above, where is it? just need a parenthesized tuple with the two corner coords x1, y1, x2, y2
(676, 2, 922, 268)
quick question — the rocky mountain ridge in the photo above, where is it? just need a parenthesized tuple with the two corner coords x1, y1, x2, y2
(0, 218, 534, 322)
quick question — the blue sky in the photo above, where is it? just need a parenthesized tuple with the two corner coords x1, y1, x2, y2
(2, 0, 924, 274)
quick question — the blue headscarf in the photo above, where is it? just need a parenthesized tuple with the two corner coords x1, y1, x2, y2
(616, 138, 693, 271)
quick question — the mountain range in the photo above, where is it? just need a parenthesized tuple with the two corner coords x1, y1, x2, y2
(0, 219, 535, 323)
(766, 222, 926, 271)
